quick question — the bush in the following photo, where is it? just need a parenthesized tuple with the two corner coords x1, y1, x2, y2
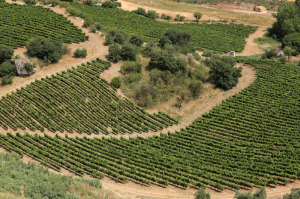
(189, 80, 203, 98)
(132, 7, 147, 16)
(108, 44, 122, 62)
(123, 73, 141, 84)
(120, 44, 138, 61)
(83, 0, 94, 6)
(129, 35, 144, 47)
(147, 10, 158, 19)
(24, 62, 34, 73)
(90, 25, 97, 33)
(161, 14, 172, 20)
(83, 17, 94, 28)
(27, 37, 63, 64)
(62, 44, 71, 55)
(1, 75, 13, 85)
(194, 186, 210, 199)
(94, 22, 103, 31)
(48, 0, 60, 6)
(0, 60, 16, 77)
(194, 12, 203, 22)
(58, 1, 69, 8)
(111, 76, 121, 88)
(262, 48, 277, 59)
(282, 33, 300, 55)
(74, 48, 87, 58)
(284, 188, 300, 199)
(101, 1, 121, 8)
(202, 50, 216, 57)
(0, 45, 14, 64)
(120, 61, 142, 74)
(175, 14, 185, 22)
(24, 0, 36, 4)
(208, 56, 242, 90)
(66, 7, 82, 17)
(235, 187, 266, 199)
(114, 32, 127, 44)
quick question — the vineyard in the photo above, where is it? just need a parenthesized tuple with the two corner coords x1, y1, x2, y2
(69, 3, 256, 52)
(0, 59, 299, 191)
(0, 58, 176, 134)
(0, 1, 87, 48)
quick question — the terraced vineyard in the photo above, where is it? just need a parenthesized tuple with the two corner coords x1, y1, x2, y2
(0, 58, 176, 135)
(69, 3, 256, 52)
(0, 1, 87, 48)
(0, 59, 299, 191)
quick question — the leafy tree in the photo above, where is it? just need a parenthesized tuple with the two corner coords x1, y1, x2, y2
(175, 14, 185, 22)
(194, 186, 210, 199)
(283, 46, 295, 60)
(149, 52, 186, 74)
(24, 62, 34, 73)
(83, 0, 94, 6)
(129, 35, 144, 47)
(120, 44, 138, 61)
(159, 36, 172, 48)
(262, 48, 277, 59)
(1, 75, 13, 85)
(26, 37, 63, 64)
(101, 1, 121, 8)
(268, 0, 300, 38)
(0, 45, 14, 64)
(66, 7, 82, 17)
(132, 7, 147, 16)
(208, 56, 242, 90)
(176, 90, 188, 108)
(24, 0, 36, 5)
(235, 187, 266, 199)
(189, 80, 203, 98)
(284, 188, 300, 199)
(74, 48, 87, 58)
(111, 76, 121, 88)
(147, 10, 158, 19)
(120, 61, 142, 74)
(0, 60, 16, 77)
(83, 17, 94, 27)
(90, 25, 97, 33)
(161, 14, 172, 20)
(95, 22, 103, 31)
(194, 12, 203, 22)
(108, 44, 122, 62)
(114, 32, 127, 44)
(282, 33, 300, 55)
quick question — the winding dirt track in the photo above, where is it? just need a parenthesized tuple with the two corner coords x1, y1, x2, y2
(1, 1, 299, 199)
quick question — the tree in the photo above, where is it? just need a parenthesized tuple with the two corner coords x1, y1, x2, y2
(235, 187, 266, 199)
(24, 62, 34, 73)
(1, 75, 13, 85)
(208, 56, 242, 90)
(194, 12, 203, 22)
(114, 32, 127, 44)
(108, 44, 122, 62)
(74, 48, 87, 58)
(101, 1, 121, 9)
(149, 52, 186, 74)
(283, 188, 300, 199)
(120, 44, 138, 61)
(129, 35, 144, 47)
(120, 61, 142, 74)
(111, 76, 121, 88)
(26, 37, 63, 64)
(83, 0, 94, 6)
(282, 33, 300, 55)
(283, 46, 295, 60)
(0, 60, 16, 77)
(262, 48, 277, 59)
(176, 90, 188, 108)
(24, 0, 36, 4)
(194, 186, 210, 199)
(0, 45, 14, 64)
(189, 80, 203, 98)
(147, 10, 158, 19)
(83, 17, 94, 28)
(132, 7, 147, 16)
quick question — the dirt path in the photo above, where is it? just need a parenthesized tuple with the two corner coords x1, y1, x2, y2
(0, 2, 122, 99)
(236, 28, 265, 56)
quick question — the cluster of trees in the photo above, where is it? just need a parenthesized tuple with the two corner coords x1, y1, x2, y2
(205, 55, 242, 90)
(101, 0, 121, 9)
(27, 37, 64, 65)
(268, 0, 300, 55)
(0, 45, 15, 85)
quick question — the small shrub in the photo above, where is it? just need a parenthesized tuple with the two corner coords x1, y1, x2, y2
(194, 186, 210, 199)
(83, 0, 94, 6)
(202, 50, 216, 57)
(175, 14, 185, 22)
(132, 7, 147, 16)
(94, 22, 103, 31)
(284, 188, 300, 199)
(111, 76, 121, 88)
(90, 25, 97, 33)
(24, 62, 34, 73)
(83, 17, 94, 28)
(1, 75, 13, 85)
(58, 1, 69, 8)
(66, 7, 82, 17)
(24, 0, 36, 4)
(147, 10, 158, 19)
(101, 1, 121, 8)
(161, 14, 172, 20)
(47, 0, 60, 6)
(62, 44, 71, 55)
(74, 48, 87, 58)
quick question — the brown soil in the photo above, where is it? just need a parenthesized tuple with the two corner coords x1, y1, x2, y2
(236, 28, 265, 56)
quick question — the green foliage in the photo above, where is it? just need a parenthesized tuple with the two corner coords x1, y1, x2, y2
(194, 12, 203, 22)
(27, 37, 63, 64)
(120, 43, 138, 61)
(129, 35, 144, 47)
(261, 48, 277, 59)
(268, 0, 300, 38)
(108, 44, 122, 62)
(47, 0, 60, 6)
(24, 62, 34, 73)
(1, 75, 13, 85)
(111, 76, 122, 88)
(132, 7, 147, 16)
(66, 7, 82, 17)
(68, 2, 256, 52)
(114, 32, 127, 44)
(90, 25, 97, 33)
(202, 50, 217, 57)
(0, 60, 16, 77)
(74, 48, 87, 58)
(95, 22, 103, 31)
(132, 8, 158, 19)
(101, 1, 121, 9)
(83, 17, 94, 28)
(194, 186, 210, 199)
(146, 10, 158, 19)
(235, 187, 266, 199)
(0, 60, 298, 190)
(149, 52, 187, 74)
(120, 61, 142, 74)
(207, 56, 242, 90)
(161, 13, 172, 20)
(0, 2, 87, 48)
(283, 188, 300, 199)
(282, 33, 300, 55)
(189, 79, 203, 98)
(0, 45, 13, 64)
(24, 0, 36, 5)
(175, 14, 185, 22)
(83, 0, 94, 6)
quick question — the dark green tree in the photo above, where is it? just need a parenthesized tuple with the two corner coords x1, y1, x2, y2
(120, 44, 138, 61)
(194, 186, 210, 199)
(108, 44, 122, 62)
(111, 76, 121, 88)
(0, 45, 14, 64)
(129, 35, 144, 47)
